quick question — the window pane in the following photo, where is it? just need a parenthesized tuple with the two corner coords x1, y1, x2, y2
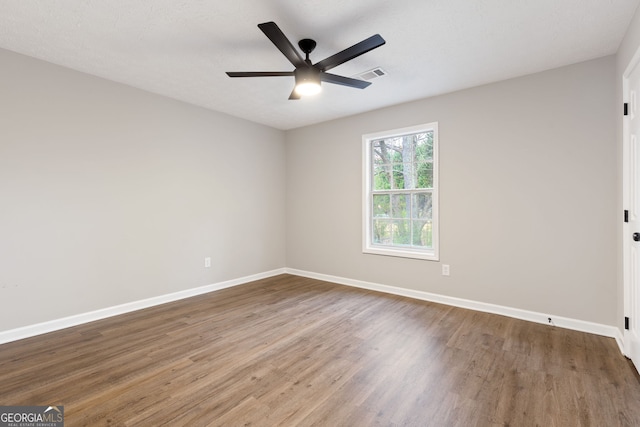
(371, 141, 387, 165)
(391, 163, 417, 189)
(391, 164, 403, 189)
(392, 220, 411, 245)
(373, 164, 391, 190)
(391, 194, 409, 218)
(390, 137, 404, 158)
(415, 132, 434, 162)
(372, 140, 389, 163)
(372, 140, 396, 165)
(412, 220, 433, 248)
(416, 162, 433, 188)
(405, 163, 421, 190)
(373, 219, 392, 244)
(372, 194, 390, 217)
(412, 193, 432, 219)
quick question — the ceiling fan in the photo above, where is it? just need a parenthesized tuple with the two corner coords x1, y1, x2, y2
(226, 21, 386, 100)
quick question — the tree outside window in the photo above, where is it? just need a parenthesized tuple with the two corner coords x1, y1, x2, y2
(363, 123, 438, 261)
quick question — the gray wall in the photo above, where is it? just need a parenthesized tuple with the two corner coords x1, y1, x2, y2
(0, 45, 623, 333)
(0, 48, 287, 330)
(286, 56, 617, 326)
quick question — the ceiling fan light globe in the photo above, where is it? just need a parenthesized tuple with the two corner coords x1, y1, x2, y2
(295, 82, 322, 96)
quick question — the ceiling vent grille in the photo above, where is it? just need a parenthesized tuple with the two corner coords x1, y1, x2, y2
(355, 67, 386, 81)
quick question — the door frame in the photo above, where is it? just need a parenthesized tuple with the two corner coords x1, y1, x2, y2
(622, 44, 640, 370)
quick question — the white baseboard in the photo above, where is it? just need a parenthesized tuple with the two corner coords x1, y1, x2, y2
(615, 330, 626, 356)
(1, 267, 626, 357)
(0, 268, 286, 345)
(285, 268, 625, 347)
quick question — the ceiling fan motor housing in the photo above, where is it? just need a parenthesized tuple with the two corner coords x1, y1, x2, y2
(294, 67, 321, 95)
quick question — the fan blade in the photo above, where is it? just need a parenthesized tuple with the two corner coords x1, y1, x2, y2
(315, 34, 386, 72)
(320, 72, 371, 89)
(226, 71, 294, 77)
(258, 22, 307, 68)
(288, 87, 301, 100)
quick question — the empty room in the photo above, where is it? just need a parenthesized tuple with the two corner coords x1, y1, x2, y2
(2, 1, 640, 425)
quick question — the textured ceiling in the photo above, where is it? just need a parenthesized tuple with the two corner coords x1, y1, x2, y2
(0, 0, 638, 130)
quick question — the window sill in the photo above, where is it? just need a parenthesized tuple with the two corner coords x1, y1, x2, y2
(363, 246, 439, 261)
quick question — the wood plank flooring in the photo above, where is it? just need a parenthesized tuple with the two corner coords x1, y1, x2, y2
(1, 274, 639, 426)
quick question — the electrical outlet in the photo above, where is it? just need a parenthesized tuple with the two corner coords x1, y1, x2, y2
(204, 257, 211, 268)
(442, 264, 450, 276)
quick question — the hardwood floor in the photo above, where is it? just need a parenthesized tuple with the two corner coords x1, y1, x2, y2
(1, 274, 639, 426)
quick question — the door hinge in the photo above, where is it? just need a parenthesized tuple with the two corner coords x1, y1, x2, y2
(625, 210, 629, 223)
(625, 316, 630, 330)
(625, 103, 629, 116)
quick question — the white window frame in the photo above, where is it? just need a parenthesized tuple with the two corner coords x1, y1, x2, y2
(362, 122, 439, 261)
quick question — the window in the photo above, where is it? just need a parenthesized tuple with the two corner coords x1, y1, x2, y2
(362, 123, 439, 260)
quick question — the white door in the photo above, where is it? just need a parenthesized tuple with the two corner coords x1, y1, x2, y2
(624, 50, 640, 372)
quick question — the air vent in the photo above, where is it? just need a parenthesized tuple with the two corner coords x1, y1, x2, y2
(354, 67, 386, 81)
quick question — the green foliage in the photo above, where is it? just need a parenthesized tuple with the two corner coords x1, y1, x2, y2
(370, 130, 434, 249)
(372, 194, 390, 217)
(372, 219, 433, 248)
(372, 132, 433, 191)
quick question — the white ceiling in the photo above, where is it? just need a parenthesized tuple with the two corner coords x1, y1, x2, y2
(0, 0, 638, 130)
